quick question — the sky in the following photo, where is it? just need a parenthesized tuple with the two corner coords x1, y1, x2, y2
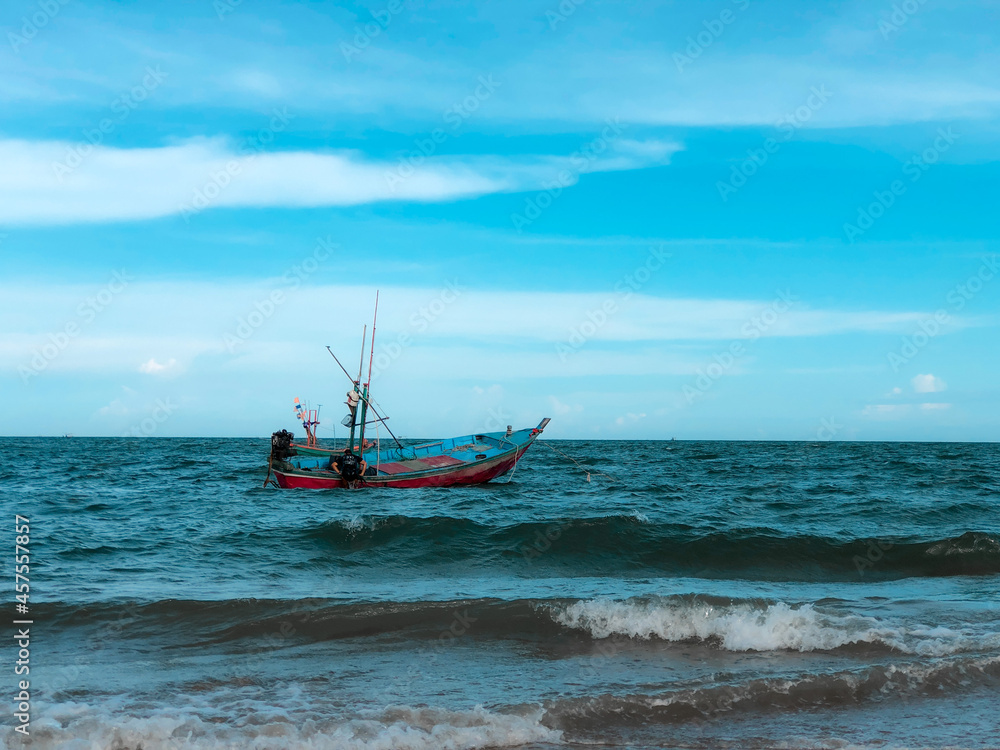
(1, 0, 998, 440)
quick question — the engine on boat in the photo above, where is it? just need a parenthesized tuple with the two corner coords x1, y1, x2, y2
(270, 430, 295, 459)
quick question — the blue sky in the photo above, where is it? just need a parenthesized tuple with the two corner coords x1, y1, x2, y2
(1, 0, 998, 440)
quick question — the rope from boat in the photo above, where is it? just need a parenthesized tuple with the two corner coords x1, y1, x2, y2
(503, 448, 519, 484)
(262, 454, 273, 488)
(262, 454, 279, 488)
(539, 441, 617, 482)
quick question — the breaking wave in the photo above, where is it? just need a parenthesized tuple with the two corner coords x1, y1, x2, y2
(548, 595, 998, 655)
(35, 594, 1000, 657)
(7, 702, 561, 750)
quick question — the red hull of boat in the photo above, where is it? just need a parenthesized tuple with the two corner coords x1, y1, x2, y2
(272, 443, 533, 489)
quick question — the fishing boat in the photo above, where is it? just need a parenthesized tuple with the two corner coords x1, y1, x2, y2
(263, 293, 550, 489)
(267, 421, 550, 489)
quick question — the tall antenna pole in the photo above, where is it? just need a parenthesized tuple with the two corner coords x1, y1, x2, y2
(357, 325, 367, 384)
(366, 290, 379, 387)
(348, 325, 366, 451)
(359, 293, 379, 450)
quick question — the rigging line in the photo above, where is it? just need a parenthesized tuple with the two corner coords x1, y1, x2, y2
(368, 393, 405, 447)
(361, 399, 402, 449)
(326, 347, 404, 449)
(538, 440, 617, 482)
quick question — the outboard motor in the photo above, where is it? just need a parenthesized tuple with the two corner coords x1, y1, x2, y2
(335, 450, 363, 482)
(270, 429, 295, 460)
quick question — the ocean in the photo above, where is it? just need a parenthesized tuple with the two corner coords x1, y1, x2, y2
(3, 437, 999, 749)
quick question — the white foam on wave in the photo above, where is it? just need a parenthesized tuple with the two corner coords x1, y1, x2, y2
(550, 597, 995, 655)
(339, 514, 380, 533)
(5, 700, 561, 750)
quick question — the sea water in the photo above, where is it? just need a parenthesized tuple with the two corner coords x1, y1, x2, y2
(2, 438, 999, 749)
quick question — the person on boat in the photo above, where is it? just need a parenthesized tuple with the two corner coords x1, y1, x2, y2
(331, 448, 367, 483)
(346, 386, 361, 419)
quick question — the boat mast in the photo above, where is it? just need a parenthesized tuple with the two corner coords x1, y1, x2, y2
(325, 346, 404, 449)
(347, 325, 366, 451)
(358, 291, 379, 452)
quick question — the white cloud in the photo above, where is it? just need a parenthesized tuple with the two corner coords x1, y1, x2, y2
(548, 396, 583, 415)
(615, 412, 647, 425)
(0, 280, 975, 387)
(912, 373, 947, 393)
(862, 401, 953, 418)
(0, 281, 954, 376)
(0, 137, 680, 226)
(139, 357, 177, 374)
(5, 2, 1000, 133)
(97, 399, 129, 417)
(862, 404, 911, 417)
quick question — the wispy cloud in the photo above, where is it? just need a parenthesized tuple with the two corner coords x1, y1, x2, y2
(0, 280, 979, 378)
(6, 4, 999, 131)
(0, 137, 679, 225)
(912, 373, 947, 393)
(138, 357, 178, 375)
(919, 402, 951, 410)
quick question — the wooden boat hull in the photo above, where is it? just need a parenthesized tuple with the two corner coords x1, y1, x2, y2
(270, 420, 548, 489)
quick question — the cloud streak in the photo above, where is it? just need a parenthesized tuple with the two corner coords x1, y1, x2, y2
(7, 4, 1000, 131)
(0, 137, 680, 225)
(0, 280, 977, 378)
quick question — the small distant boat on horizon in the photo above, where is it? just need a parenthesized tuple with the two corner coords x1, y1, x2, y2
(263, 292, 549, 489)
